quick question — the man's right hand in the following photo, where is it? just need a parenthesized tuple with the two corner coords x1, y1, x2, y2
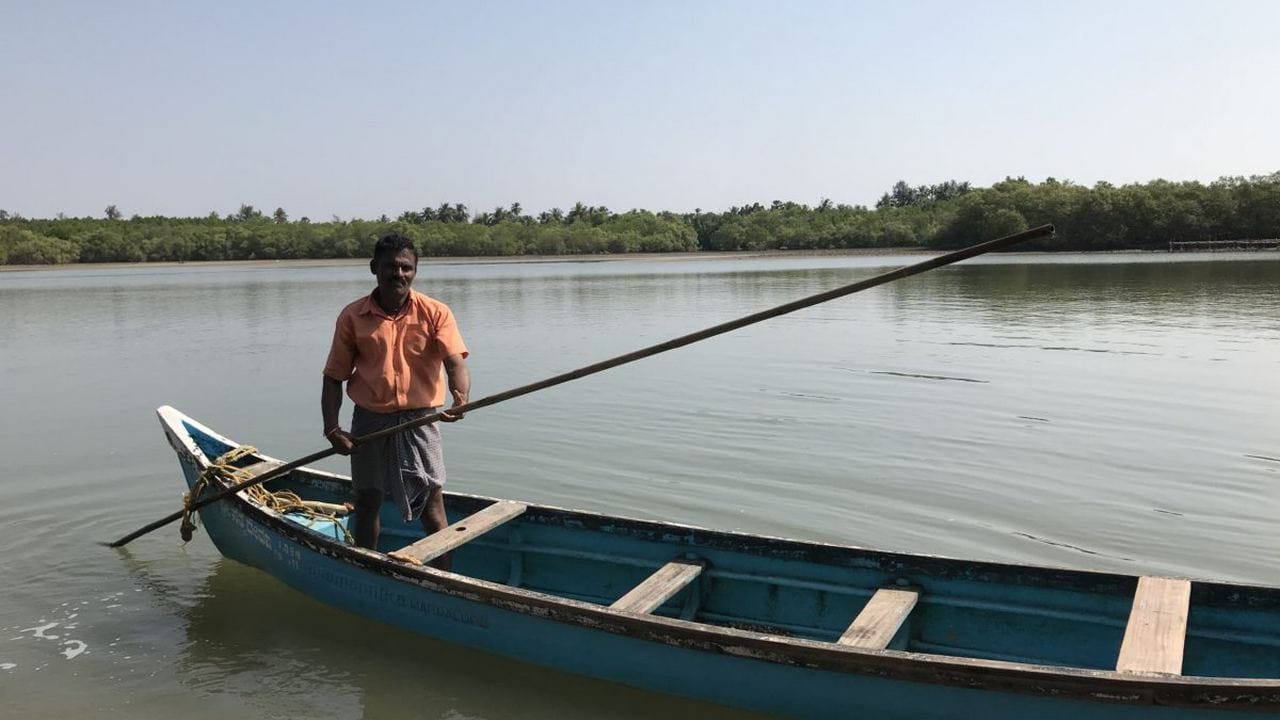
(326, 428, 355, 455)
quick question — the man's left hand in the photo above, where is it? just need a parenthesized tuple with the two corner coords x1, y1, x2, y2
(440, 389, 468, 422)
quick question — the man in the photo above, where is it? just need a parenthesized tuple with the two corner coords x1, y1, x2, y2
(321, 232, 470, 568)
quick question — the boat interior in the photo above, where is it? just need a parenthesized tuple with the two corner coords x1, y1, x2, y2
(184, 420, 1280, 682)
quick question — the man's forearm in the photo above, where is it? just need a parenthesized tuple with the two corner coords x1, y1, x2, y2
(321, 376, 344, 430)
(446, 357, 470, 404)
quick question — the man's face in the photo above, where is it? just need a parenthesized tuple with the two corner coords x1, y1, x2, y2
(373, 248, 417, 299)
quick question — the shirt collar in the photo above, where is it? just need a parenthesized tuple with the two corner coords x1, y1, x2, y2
(358, 289, 415, 318)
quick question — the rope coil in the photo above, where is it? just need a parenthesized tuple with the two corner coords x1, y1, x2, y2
(179, 446, 353, 544)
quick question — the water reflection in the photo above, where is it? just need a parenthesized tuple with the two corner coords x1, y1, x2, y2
(175, 560, 766, 720)
(885, 259, 1280, 332)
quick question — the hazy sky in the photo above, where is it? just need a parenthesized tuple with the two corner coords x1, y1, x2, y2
(3, 1, 1278, 219)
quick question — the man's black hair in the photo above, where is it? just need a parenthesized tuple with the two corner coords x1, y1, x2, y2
(372, 232, 418, 265)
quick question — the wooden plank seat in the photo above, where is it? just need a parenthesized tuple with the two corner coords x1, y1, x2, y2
(389, 501, 527, 566)
(611, 559, 705, 614)
(238, 460, 348, 515)
(837, 588, 919, 650)
(242, 460, 284, 477)
(1116, 576, 1191, 675)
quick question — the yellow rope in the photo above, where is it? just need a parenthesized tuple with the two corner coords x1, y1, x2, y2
(180, 445, 353, 544)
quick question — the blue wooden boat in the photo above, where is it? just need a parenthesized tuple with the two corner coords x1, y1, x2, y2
(158, 406, 1280, 718)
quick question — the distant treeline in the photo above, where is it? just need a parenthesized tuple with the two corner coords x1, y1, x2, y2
(2, 174, 1278, 265)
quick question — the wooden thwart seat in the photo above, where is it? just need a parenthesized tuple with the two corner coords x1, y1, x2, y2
(238, 461, 347, 515)
(1116, 576, 1191, 675)
(389, 501, 527, 566)
(242, 460, 284, 477)
(838, 588, 919, 650)
(611, 559, 705, 614)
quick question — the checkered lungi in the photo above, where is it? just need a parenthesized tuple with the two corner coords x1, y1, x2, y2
(350, 406, 446, 523)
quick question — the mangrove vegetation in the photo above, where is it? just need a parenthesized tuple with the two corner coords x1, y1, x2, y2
(2, 174, 1278, 265)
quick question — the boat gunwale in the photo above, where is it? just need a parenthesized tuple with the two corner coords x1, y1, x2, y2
(155, 406, 1280, 711)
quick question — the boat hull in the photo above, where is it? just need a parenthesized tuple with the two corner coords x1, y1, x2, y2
(162, 409, 1280, 718)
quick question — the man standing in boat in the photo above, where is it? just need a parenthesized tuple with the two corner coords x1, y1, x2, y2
(321, 232, 470, 568)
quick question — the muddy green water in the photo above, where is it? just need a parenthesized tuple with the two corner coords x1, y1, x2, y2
(1, 252, 1277, 718)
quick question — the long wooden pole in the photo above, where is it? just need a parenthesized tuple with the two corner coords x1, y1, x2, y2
(104, 224, 1053, 548)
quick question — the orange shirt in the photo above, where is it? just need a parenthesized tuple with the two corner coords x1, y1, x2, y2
(323, 290, 468, 412)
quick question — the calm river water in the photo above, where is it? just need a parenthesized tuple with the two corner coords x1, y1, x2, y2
(1, 251, 1278, 718)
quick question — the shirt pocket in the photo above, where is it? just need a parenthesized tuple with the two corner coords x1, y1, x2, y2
(404, 326, 432, 358)
(356, 327, 391, 358)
